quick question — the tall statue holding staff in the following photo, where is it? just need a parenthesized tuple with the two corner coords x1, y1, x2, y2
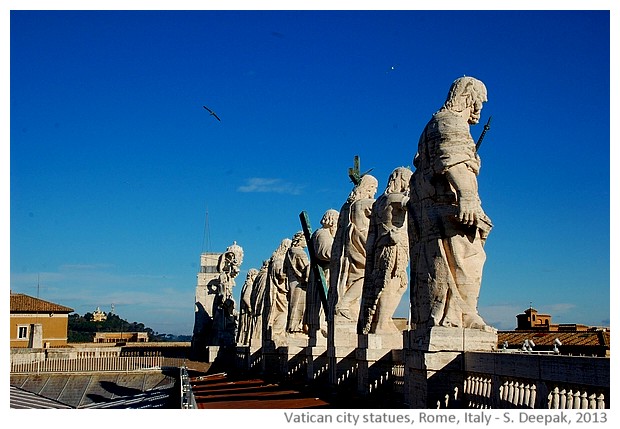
(409, 76, 493, 331)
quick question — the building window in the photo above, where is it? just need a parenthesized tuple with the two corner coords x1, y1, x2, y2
(18, 325, 28, 339)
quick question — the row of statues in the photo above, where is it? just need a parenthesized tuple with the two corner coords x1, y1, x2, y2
(230, 76, 494, 349)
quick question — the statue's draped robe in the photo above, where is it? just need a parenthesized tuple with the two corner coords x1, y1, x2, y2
(409, 110, 492, 329)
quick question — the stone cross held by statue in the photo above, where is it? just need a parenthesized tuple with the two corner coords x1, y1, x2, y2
(348, 155, 374, 186)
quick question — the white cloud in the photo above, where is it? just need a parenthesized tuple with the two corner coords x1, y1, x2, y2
(479, 304, 523, 331)
(237, 177, 304, 195)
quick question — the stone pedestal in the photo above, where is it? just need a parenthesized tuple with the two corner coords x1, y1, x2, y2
(205, 345, 221, 363)
(356, 333, 404, 397)
(247, 344, 263, 374)
(262, 335, 309, 382)
(308, 330, 328, 347)
(327, 317, 358, 388)
(281, 344, 307, 382)
(306, 346, 329, 385)
(261, 340, 278, 379)
(403, 326, 498, 408)
(235, 345, 263, 373)
(235, 345, 250, 371)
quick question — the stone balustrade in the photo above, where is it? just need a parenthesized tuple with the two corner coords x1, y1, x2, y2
(10, 346, 187, 374)
(425, 351, 609, 409)
(457, 352, 609, 409)
(234, 344, 609, 409)
(11, 342, 609, 409)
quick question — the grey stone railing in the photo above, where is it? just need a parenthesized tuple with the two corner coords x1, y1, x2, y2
(10, 348, 186, 374)
(14, 344, 606, 409)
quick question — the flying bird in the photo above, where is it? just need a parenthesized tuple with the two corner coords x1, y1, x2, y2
(385, 64, 399, 74)
(203, 105, 221, 122)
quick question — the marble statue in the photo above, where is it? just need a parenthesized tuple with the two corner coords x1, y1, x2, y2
(265, 238, 292, 340)
(312, 209, 340, 284)
(237, 268, 259, 345)
(284, 231, 310, 334)
(306, 209, 339, 338)
(207, 242, 244, 346)
(329, 174, 378, 322)
(408, 76, 493, 330)
(249, 260, 269, 343)
(358, 166, 413, 335)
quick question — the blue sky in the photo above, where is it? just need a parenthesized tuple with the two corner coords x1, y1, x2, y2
(6, 4, 613, 336)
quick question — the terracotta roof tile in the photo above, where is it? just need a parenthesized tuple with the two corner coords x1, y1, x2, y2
(498, 331, 609, 347)
(10, 293, 74, 314)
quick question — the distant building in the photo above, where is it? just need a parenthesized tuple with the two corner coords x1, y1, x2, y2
(93, 332, 149, 344)
(499, 307, 610, 357)
(91, 307, 107, 322)
(10, 292, 74, 348)
(515, 306, 591, 332)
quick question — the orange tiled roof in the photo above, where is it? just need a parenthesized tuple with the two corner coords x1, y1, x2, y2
(10, 293, 74, 314)
(498, 330, 609, 347)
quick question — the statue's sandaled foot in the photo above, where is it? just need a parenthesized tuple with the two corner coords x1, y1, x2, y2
(463, 314, 493, 331)
(439, 318, 462, 328)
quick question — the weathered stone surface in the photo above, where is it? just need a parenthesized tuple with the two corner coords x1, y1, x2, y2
(330, 318, 358, 347)
(358, 332, 403, 350)
(237, 268, 258, 345)
(359, 167, 413, 335)
(408, 76, 493, 331)
(192, 242, 244, 354)
(405, 326, 497, 352)
(306, 209, 339, 345)
(328, 174, 378, 323)
(284, 232, 310, 335)
(249, 260, 269, 344)
(263, 238, 292, 348)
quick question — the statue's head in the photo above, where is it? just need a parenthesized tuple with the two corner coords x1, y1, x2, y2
(246, 268, 259, 280)
(273, 238, 292, 258)
(357, 174, 378, 199)
(386, 166, 413, 193)
(320, 209, 339, 228)
(291, 231, 307, 248)
(225, 241, 244, 266)
(443, 76, 487, 124)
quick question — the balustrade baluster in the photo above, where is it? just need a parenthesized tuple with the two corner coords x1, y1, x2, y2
(528, 384, 537, 408)
(588, 393, 597, 409)
(523, 384, 531, 408)
(473, 378, 481, 408)
(517, 382, 525, 407)
(500, 380, 508, 405)
(559, 388, 567, 409)
(482, 378, 491, 408)
(550, 386, 560, 409)
(508, 381, 516, 407)
(566, 389, 574, 409)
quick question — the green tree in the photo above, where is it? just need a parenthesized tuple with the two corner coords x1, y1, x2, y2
(67, 312, 169, 342)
